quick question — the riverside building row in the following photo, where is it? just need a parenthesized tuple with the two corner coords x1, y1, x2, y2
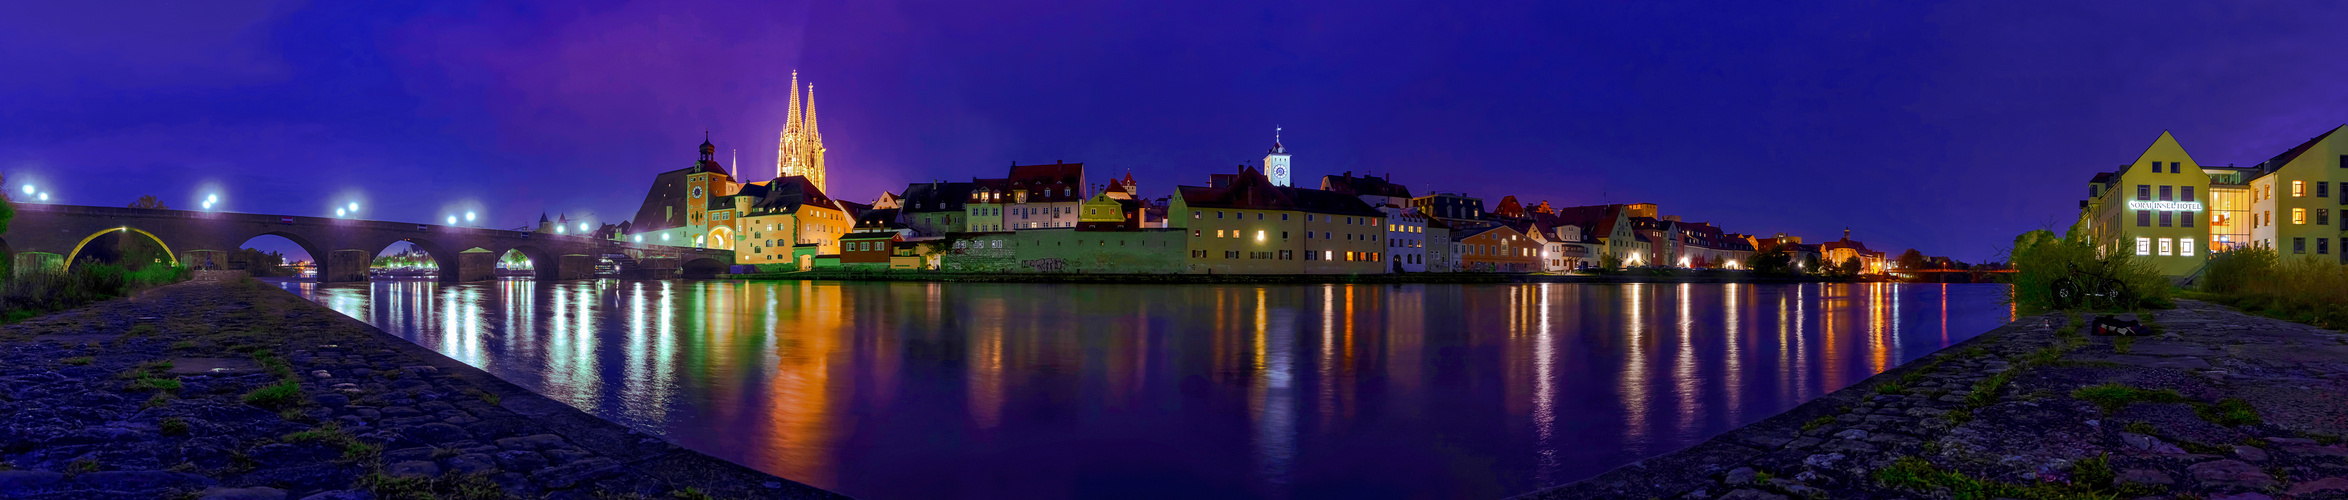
(613, 133, 1880, 275)
(2075, 125, 2348, 278)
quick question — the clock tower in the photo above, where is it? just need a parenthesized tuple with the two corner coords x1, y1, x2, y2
(1264, 126, 1292, 187)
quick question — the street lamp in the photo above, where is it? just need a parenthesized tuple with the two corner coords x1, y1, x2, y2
(464, 211, 477, 223)
(577, 222, 588, 232)
(446, 215, 458, 225)
(336, 208, 347, 217)
(19, 185, 32, 196)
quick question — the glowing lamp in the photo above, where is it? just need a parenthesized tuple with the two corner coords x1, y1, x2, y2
(19, 185, 32, 195)
(446, 215, 458, 225)
(464, 211, 477, 222)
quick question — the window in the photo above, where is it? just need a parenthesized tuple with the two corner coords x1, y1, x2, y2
(2158, 238, 2173, 256)
(2295, 208, 2308, 224)
(2323, 238, 2333, 255)
(2159, 211, 2172, 227)
(2181, 238, 2196, 257)
(2323, 209, 2333, 226)
(2294, 180, 2307, 197)
(2170, 161, 2181, 173)
(2294, 237, 2307, 254)
(2322, 182, 2332, 198)
(2182, 186, 2196, 202)
(1217, 211, 1225, 219)
(2182, 211, 2195, 228)
(2137, 184, 2150, 201)
(2159, 185, 2172, 201)
(2137, 210, 2151, 227)
(2135, 237, 2150, 256)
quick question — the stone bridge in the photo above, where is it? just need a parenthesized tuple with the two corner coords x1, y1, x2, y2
(3, 204, 734, 282)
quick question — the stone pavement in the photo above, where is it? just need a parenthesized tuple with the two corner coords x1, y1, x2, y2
(1519, 300, 2348, 500)
(0, 279, 848, 499)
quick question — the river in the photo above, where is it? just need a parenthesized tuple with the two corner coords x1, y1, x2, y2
(267, 279, 2015, 499)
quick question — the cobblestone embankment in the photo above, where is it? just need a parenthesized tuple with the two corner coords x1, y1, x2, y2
(0, 279, 846, 500)
(1520, 300, 2348, 500)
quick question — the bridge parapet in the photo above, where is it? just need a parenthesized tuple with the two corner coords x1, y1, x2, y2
(4, 204, 732, 282)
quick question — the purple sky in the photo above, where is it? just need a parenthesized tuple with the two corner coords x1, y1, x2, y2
(5, 1, 2346, 263)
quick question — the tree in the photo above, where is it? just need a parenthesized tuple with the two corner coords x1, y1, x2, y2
(1840, 256, 1863, 276)
(1897, 249, 1927, 270)
(128, 195, 169, 210)
(1750, 248, 1794, 276)
(230, 248, 289, 277)
(1800, 253, 1821, 274)
(1599, 252, 1623, 271)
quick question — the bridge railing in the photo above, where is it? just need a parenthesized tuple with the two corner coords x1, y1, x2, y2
(16, 203, 727, 256)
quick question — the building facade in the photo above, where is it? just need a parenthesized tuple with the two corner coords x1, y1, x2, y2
(1453, 224, 1540, 272)
(1169, 167, 1388, 274)
(628, 138, 740, 248)
(2242, 125, 2347, 261)
(2081, 132, 2214, 277)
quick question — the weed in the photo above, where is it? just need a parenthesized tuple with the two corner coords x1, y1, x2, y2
(670, 488, 717, 500)
(160, 417, 189, 436)
(1803, 416, 1837, 431)
(1874, 455, 2113, 500)
(2070, 383, 2186, 412)
(463, 388, 501, 406)
(356, 471, 506, 500)
(129, 376, 183, 391)
(2124, 421, 2157, 435)
(67, 459, 99, 473)
(63, 356, 93, 366)
(2073, 454, 2114, 491)
(2112, 335, 2136, 354)
(127, 324, 158, 336)
(242, 379, 302, 409)
(2308, 433, 2344, 446)
(145, 393, 170, 408)
(2196, 398, 2261, 427)
(1876, 383, 1909, 395)
(1962, 347, 1990, 358)
(1966, 371, 2016, 409)
(1945, 408, 1974, 425)
(169, 341, 195, 350)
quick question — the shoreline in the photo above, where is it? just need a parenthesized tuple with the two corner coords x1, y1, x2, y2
(1517, 301, 2348, 499)
(0, 279, 846, 499)
(721, 270, 1864, 285)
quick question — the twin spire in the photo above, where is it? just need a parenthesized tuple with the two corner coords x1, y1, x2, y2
(775, 70, 829, 192)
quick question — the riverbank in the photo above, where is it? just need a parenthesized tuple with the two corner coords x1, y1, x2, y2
(1519, 300, 2348, 500)
(0, 279, 844, 499)
(729, 269, 1848, 285)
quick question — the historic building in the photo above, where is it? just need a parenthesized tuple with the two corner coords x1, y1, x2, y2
(1264, 130, 1293, 187)
(1409, 192, 1488, 231)
(1453, 224, 1540, 272)
(775, 71, 830, 192)
(995, 162, 1088, 230)
(1819, 229, 1889, 275)
(2079, 131, 2216, 277)
(899, 181, 976, 236)
(1323, 171, 1426, 272)
(628, 138, 740, 248)
(1170, 166, 1388, 274)
(716, 175, 855, 268)
(1550, 204, 1641, 267)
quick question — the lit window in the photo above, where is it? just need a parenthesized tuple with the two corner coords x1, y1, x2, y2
(2294, 208, 2308, 224)
(2293, 180, 2306, 197)
(2181, 238, 2196, 257)
(2158, 238, 2173, 256)
(2135, 237, 2150, 256)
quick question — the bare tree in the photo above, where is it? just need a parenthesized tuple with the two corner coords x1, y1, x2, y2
(129, 195, 169, 210)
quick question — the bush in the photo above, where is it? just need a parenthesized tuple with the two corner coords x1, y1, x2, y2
(0, 261, 189, 321)
(2008, 229, 2171, 313)
(242, 380, 303, 409)
(2198, 247, 2348, 329)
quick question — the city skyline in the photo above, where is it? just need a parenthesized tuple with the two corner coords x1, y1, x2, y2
(6, 2, 2348, 263)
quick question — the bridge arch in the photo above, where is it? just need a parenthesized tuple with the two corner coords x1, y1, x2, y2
(65, 226, 180, 270)
(495, 244, 561, 280)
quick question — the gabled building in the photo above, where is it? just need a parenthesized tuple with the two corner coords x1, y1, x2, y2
(1170, 166, 1388, 274)
(1550, 204, 1642, 267)
(721, 175, 854, 267)
(2240, 125, 2347, 261)
(628, 138, 740, 248)
(1409, 192, 1488, 231)
(2079, 131, 2216, 277)
(1001, 161, 1088, 229)
(1819, 229, 1888, 274)
(899, 181, 975, 236)
(1453, 223, 1540, 272)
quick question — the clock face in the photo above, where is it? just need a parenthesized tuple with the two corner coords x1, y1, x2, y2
(691, 186, 704, 199)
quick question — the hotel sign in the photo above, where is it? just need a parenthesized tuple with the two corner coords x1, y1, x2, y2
(2127, 200, 2203, 211)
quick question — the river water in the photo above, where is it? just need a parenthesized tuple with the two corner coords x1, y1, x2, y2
(267, 279, 2014, 499)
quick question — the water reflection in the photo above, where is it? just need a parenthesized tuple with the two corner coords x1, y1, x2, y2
(271, 279, 2014, 500)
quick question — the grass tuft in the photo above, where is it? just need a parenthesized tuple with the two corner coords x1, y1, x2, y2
(63, 356, 93, 366)
(160, 417, 190, 436)
(2070, 383, 2187, 412)
(242, 379, 303, 409)
(2195, 398, 2261, 427)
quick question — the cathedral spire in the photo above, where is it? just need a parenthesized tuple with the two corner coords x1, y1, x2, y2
(806, 84, 820, 143)
(778, 71, 803, 179)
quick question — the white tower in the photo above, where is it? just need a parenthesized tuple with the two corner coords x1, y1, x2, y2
(1264, 126, 1292, 187)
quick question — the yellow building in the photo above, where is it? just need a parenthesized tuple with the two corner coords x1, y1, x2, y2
(2243, 125, 2347, 260)
(2081, 132, 2213, 277)
(720, 175, 854, 267)
(1168, 167, 1387, 274)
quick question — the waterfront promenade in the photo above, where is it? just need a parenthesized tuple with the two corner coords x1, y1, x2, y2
(1521, 301, 2348, 499)
(0, 279, 843, 499)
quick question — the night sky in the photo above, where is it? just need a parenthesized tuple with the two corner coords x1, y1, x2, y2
(5, 1, 2346, 263)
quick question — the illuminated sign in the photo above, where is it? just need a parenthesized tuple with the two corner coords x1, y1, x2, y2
(2126, 200, 2203, 211)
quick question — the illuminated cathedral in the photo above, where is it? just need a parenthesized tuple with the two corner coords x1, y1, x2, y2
(775, 71, 828, 192)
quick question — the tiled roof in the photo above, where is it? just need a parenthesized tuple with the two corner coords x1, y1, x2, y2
(1177, 167, 1384, 217)
(2247, 125, 2343, 181)
(1006, 162, 1086, 202)
(901, 181, 975, 213)
(1319, 173, 1414, 198)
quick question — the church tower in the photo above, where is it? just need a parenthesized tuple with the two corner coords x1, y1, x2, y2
(774, 72, 829, 192)
(1264, 126, 1292, 187)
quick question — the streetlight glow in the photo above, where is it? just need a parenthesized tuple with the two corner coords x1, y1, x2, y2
(577, 223, 588, 232)
(464, 211, 476, 222)
(37, 193, 48, 201)
(555, 226, 566, 234)
(19, 185, 32, 195)
(446, 215, 457, 225)
(336, 208, 347, 217)
(347, 202, 359, 212)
